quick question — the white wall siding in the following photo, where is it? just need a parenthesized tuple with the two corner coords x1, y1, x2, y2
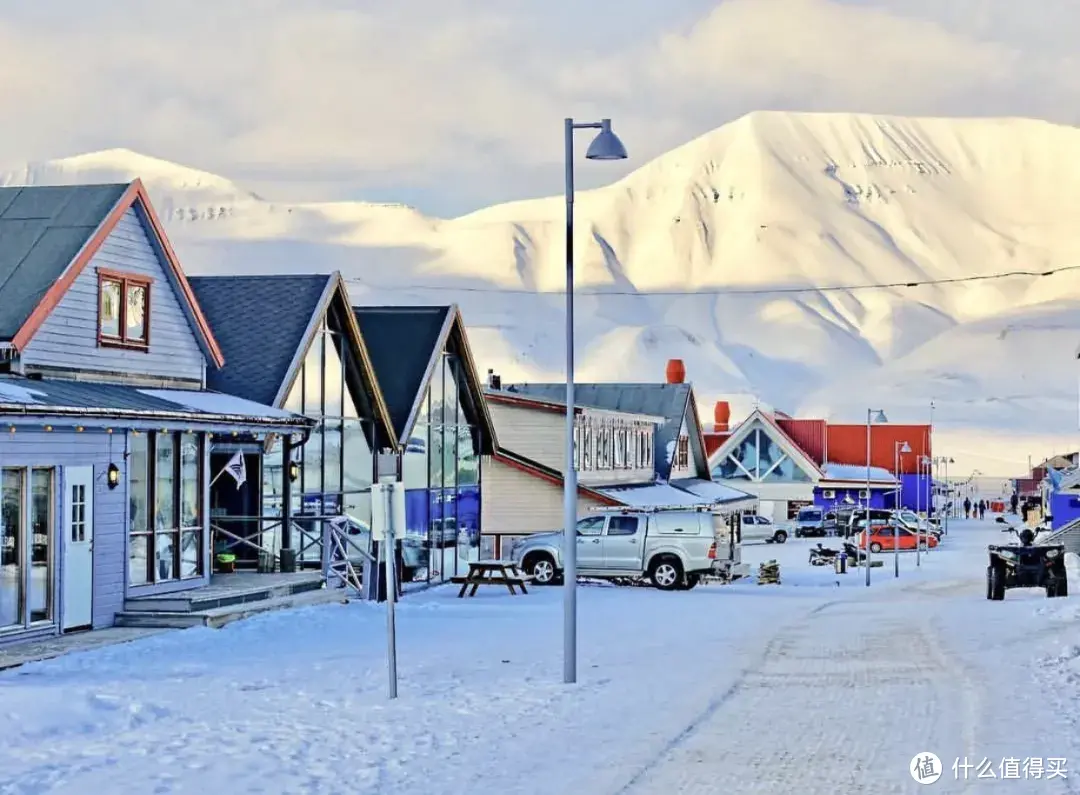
(20, 207, 207, 384)
(480, 456, 605, 535)
(0, 430, 126, 630)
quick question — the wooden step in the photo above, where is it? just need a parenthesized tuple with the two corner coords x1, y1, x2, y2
(122, 576, 325, 614)
(115, 587, 350, 630)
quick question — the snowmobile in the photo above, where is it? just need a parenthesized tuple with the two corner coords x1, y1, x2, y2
(986, 526, 1068, 600)
(808, 543, 839, 566)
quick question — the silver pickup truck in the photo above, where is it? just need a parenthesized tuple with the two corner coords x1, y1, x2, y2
(509, 505, 749, 590)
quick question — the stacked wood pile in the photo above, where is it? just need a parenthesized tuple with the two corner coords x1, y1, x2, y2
(757, 560, 781, 585)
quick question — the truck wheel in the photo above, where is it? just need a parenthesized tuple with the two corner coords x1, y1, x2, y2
(524, 553, 557, 586)
(648, 557, 683, 591)
(774, 530, 788, 544)
(987, 565, 1005, 601)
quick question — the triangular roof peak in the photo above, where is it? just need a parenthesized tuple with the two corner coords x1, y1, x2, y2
(0, 179, 224, 366)
(708, 408, 824, 481)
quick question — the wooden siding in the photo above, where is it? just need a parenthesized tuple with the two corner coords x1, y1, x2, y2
(488, 402, 565, 470)
(20, 208, 207, 385)
(0, 430, 126, 631)
(480, 456, 605, 535)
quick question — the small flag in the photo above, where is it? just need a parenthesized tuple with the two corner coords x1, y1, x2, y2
(222, 451, 246, 489)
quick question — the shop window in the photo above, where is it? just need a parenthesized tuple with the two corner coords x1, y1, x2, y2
(98, 270, 150, 349)
(129, 431, 205, 585)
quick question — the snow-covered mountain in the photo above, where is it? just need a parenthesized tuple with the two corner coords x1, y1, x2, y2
(6, 111, 1080, 474)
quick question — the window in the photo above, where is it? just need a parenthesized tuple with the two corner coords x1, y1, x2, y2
(573, 423, 582, 471)
(575, 516, 605, 536)
(129, 431, 205, 585)
(0, 468, 54, 629)
(606, 516, 639, 536)
(614, 425, 625, 468)
(582, 424, 593, 470)
(98, 270, 150, 348)
(714, 424, 812, 483)
(676, 436, 690, 469)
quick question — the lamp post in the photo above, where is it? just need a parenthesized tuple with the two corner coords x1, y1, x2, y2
(562, 117, 627, 685)
(865, 408, 889, 586)
(894, 440, 911, 577)
(918, 455, 932, 562)
(943, 456, 954, 533)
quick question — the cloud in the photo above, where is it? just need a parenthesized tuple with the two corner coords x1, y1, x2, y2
(0, 0, 1077, 212)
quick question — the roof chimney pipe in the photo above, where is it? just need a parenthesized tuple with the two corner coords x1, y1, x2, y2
(714, 400, 730, 432)
(665, 359, 685, 384)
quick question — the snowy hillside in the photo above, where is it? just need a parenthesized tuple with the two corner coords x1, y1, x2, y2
(6, 111, 1080, 474)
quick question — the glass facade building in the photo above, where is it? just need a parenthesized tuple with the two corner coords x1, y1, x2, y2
(400, 349, 482, 585)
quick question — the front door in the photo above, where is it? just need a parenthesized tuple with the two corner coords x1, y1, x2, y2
(62, 466, 94, 631)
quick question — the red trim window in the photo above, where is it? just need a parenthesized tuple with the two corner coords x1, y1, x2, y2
(98, 269, 151, 349)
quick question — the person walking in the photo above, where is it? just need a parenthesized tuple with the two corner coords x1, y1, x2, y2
(963, 497, 972, 519)
(1010, 492, 1019, 515)
(978, 499, 986, 520)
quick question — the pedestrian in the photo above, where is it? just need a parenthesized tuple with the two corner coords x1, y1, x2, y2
(963, 497, 971, 518)
(1010, 492, 1019, 514)
(978, 500, 986, 520)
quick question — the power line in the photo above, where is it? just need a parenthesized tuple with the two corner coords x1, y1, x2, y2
(344, 263, 1080, 296)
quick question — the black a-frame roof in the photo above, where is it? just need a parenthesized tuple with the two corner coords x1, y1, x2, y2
(352, 304, 497, 454)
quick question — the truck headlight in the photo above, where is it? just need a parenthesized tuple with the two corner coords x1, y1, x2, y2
(1046, 549, 1060, 558)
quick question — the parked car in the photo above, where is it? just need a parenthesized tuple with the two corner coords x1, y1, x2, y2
(843, 508, 893, 537)
(740, 513, 789, 544)
(891, 510, 943, 540)
(510, 507, 747, 590)
(856, 524, 939, 553)
(794, 506, 829, 538)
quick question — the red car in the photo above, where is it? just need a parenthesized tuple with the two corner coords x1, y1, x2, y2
(857, 524, 939, 553)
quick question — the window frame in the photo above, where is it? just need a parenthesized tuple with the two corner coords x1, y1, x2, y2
(97, 268, 152, 350)
(676, 435, 690, 468)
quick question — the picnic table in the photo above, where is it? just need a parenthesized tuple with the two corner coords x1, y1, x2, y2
(451, 560, 532, 598)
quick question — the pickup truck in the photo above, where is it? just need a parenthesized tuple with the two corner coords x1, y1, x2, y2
(509, 506, 748, 591)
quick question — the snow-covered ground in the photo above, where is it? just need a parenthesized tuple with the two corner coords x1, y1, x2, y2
(1, 520, 1078, 794)
(5, 111, 1080, 474)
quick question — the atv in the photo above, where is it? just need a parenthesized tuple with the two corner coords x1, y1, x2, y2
(986, 526, 1068, 600)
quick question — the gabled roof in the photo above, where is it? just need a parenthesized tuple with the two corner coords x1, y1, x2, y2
(708, 408, 824, 481)
(492, 448, 622, 506)
(353, 304, 497, 453)
(504, 382, 695, 480)
(188, 272, 395, 448)
(0, 180, 223, 366)
(484, 388, 666, 422)
(188, 274, 333, 407)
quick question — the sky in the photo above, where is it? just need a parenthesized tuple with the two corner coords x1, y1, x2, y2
(1, 0, 1079, 216)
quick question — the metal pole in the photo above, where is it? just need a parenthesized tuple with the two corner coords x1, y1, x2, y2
(385, 484, 398, 699)
(865, 409, 872, 587)
(894, 443, 900, 578)
(563, 117, 578, 685)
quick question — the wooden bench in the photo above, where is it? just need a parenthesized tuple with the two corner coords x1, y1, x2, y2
(453, 561, 534, 597)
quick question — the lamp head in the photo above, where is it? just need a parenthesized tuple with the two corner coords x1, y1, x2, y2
(900, 441, 912, 454)
(585, 119, 628, 161)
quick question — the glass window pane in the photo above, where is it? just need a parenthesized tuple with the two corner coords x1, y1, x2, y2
(302, 335, 323, 417)
(154, 532, 176, 581)
(343, 420, 373, 524)
(456, 426, 478, 486)
(429, 424, 443, 487)
(429, 355, 445, 426)
(155, 435, 176, 531)
(1, 469, 24, 628)
(443, 354, 459, 426)
(323, 421, 343, 513)
(180, 531, 199, 579)
(126, 284, 147, 341)
(403, 423, 428, 490)
(284, 377, 302, 414)
(416, 386, 430, 425)
(442, 424, 456, 490)
(301, 425, 324, 509)
(129, 434, 150, 586)
(180, 434, 201, 528)
(324, 333, 344, 418)
(100, 279, 121, 337)
(29, 469, 52, 622)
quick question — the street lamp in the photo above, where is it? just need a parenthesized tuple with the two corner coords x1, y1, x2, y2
(894, 440, 911, 577)
(917, 455, 932, 563)
(865, 408, 888, 586)
(563, 117, 627, 685)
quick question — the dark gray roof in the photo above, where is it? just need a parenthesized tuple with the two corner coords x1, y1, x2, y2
(504, 382, 692, 479)
(0, 375, 312, 428)
(188, 274, 333, 406)
(0, 183, 129, 340)
(353, 306, 451, 441)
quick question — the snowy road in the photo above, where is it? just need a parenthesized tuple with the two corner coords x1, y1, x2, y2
(2, 520, 1080, 794)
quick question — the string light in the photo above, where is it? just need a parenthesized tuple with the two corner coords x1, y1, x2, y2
(44, 425, 52, 432)
(76, 426, 84, 432)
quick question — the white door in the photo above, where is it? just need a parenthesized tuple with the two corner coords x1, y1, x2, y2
(62, 466, 94, 631)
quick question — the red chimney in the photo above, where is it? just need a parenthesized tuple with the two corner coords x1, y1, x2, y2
(714, 400, 730, 432)
(665, 358, 685, 384)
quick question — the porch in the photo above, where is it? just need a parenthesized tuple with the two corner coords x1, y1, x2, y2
(115, 571, 340, 629)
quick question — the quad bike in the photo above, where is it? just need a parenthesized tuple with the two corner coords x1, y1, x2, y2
(986, 526, 1068, 600)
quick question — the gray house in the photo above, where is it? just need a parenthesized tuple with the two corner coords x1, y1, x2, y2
(0, 181, 313, 645)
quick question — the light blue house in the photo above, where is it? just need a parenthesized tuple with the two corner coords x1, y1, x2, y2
(0, 181, 314, 645)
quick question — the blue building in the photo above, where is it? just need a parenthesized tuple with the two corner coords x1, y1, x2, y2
(0, 181, 313, 645)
